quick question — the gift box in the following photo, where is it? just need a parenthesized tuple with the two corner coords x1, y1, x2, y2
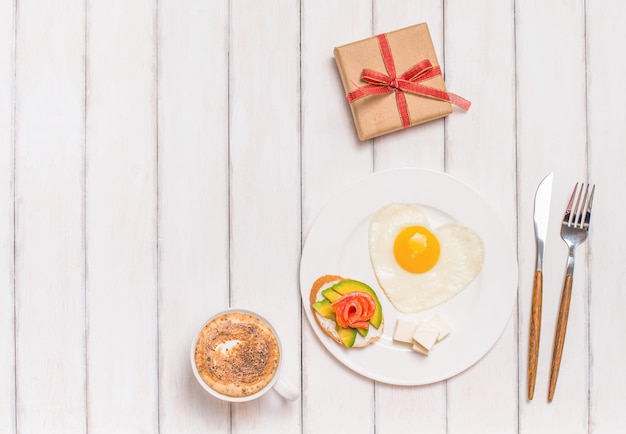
(333, 23, 470, 141)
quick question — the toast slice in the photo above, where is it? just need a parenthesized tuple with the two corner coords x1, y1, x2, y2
(309, 275, 384, 348)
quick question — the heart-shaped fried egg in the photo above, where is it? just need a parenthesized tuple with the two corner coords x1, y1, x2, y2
(368, 203, 484, 313)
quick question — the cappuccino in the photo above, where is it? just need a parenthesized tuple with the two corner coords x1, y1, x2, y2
(194, 311, 281, 398)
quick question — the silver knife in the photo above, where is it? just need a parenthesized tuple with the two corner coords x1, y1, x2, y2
(528, 172, 553, 400)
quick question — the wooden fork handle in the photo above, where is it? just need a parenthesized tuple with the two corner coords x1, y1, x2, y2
(548, 273, 574, 402)
(527, 270, 542, 400)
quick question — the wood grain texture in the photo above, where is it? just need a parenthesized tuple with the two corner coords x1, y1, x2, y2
(157, 0, 230, 432)
(587, 1, 626, 431)
(85, 0, 158, 431)
(229, 1, 302, 432)
(0, 0, 15, 432)
(549, 274, 573, 402)
(528, 270, 543, 400)
(14, 0, 86, 432)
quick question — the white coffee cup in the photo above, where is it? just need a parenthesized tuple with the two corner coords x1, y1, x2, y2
(191, 309, 299, 403)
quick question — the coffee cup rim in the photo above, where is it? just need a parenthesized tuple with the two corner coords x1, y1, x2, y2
(190, 308, 283, 403)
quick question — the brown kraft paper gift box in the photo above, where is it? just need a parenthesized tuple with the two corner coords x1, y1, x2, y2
(334, 23, 469, 141)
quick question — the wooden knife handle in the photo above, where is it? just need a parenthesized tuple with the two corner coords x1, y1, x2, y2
(527, 270, 542, 400)
(548, 274, 574, 402)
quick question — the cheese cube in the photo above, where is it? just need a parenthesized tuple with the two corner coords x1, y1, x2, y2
(393, 319, 420, 344)
(412, 341, 430, 355)
(426, 315, 451, 342)
(411, 324, 440, 351)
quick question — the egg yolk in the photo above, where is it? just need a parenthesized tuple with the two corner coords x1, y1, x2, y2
(393, 226, 440, 273)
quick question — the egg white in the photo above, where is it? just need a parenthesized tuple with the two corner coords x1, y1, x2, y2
(368, 203, 484, 313)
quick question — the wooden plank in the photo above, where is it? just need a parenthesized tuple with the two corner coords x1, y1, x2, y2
(300, 1, 377, 433)
(0, 0, 15, 432)
(371, 2, 447, 433)
(157, 0, 231, 431)
(85, 0, 158, 431)
(443, 1, 518, 433)
(228, 0, 301, 432)
(586, 2, 626, 433)
(14, 0, 86, 432)
(515, 0, 588, 431)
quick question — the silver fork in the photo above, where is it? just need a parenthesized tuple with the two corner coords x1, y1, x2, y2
(548, 182, 595, 402)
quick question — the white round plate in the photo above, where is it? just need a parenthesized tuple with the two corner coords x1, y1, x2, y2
(300, 168, 518, 385)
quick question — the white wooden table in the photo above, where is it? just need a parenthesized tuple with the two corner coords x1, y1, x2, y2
(1, 1, 624, 433)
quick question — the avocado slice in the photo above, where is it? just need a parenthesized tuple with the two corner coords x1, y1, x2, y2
(321, 287, 342, 302)
(356, 326, 369, 337)
(312, 299, 336, 321)
(335, 324, 357, 348)
(329, 279, 383, 329)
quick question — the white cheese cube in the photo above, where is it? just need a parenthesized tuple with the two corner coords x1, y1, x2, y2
(426, 315, 451, 342)
(411, 324, 440, 351)
(412, 341, 429, 355)
(393, 319, 420, 344)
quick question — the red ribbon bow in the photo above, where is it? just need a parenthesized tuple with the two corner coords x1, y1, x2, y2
(346, 33, 471, 129)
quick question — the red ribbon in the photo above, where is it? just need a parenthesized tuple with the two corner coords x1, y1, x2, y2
(346, 33, 471, 129)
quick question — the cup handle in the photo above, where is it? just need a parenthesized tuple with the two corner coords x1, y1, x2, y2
(273, 377, 299, 401)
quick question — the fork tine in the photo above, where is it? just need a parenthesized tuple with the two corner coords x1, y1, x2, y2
(572, 184, 585, 227)
(583, 184, 595, 228)
(575, 184, 590, 228)
(565, 182, 578, 225)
